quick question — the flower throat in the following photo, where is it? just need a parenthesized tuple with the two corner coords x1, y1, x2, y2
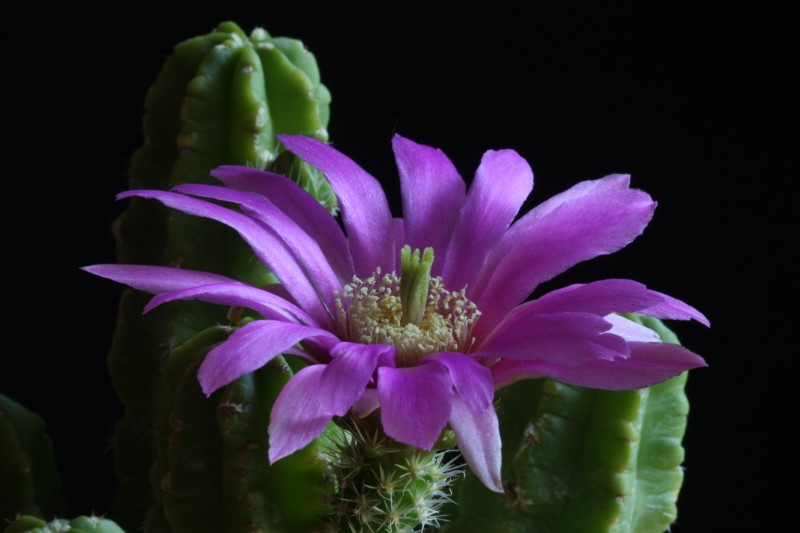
(334, 246, 481, 366)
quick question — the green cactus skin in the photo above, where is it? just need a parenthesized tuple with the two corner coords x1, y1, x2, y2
(144, 326, 332, 533)
(107, 21, 334, 529)
(446, 316, 690, 533)
(3, 515, 124, 533)
(0, 396, 64, 522)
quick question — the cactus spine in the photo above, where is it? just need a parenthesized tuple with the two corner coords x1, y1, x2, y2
(446, 315, 691, 533)
(107, 21, 334, 529)
(323, 417, 464, 532)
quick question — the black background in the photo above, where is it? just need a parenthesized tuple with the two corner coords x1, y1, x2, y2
(10, 3, 795, 531)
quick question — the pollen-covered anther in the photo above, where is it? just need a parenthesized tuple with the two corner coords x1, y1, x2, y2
(334, 262, 481, 366)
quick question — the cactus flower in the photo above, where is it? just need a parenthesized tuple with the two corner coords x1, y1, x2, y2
(85, 135, 707, 493)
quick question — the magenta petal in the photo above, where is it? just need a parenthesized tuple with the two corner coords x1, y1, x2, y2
(491, 342, 706, 391)
(392, 135, 465, 273)
(278, 135, 394, 277)
(442, 149, 533, 292)
(519, 279, 663, 316)
(473, 180, 656, 338)
(422, 353, 493, 412)
(174, 183, 342, 310)
(269, 365, 332, 462)
(352, 389, 380, 419)
(118, 189, 334, 329)
(320, 343, 395, 416)
(82, 264, 235, 293)
(449, 395, 503, 493)
(143, 283, 316, 325)
(476, 312, 628, 364)
(198, 321, 338, 395)
(377, 364, 454, 450)
(642, 291, 710, 326)
(211, 166, 355, 282)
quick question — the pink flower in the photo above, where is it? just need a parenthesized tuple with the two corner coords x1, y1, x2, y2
(85, 135, 707, 492)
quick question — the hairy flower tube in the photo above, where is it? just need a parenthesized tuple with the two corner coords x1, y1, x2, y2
(85, 134, 707, 492)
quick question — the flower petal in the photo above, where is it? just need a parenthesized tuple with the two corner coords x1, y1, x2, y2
(174, 183, 343, 315)
(642, 291, 710, 326)
(211, 165, 355, 282)
(392, 135, 465, 273)
(82, 264, 235, 293)
(603, 314, 661, 342)
(476, 312, 628, 364)
(507, 279, 709, 327)
(448, 395, 503, 493)
(491, 342, 706, 390)
(377, 364, 454, 450)
(198, 321, 338, 395)
(143, 283, 316, 325)
(517, 279, 663, 316)
(352, 389, 380, 419)
(473, 178, 657, 338)
(118, 189, 334, 330)
(320, 343, 395, 416)
(269, 365, 332, 462)
(278, 135, 394, 277)
(422, 352, 493, 412)
(442, 149, 533, 292)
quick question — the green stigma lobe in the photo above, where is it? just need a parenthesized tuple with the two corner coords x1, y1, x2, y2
(400, 246, 435, 326)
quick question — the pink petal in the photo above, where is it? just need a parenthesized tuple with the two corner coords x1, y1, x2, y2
(392, 135, 465, 275)
(82, 264, 235, 293)
(476, 312, 628, 364)
(118, 189, 334, 330)
(449, 395, 503, 493)
(603, 314, 661, 342)
(442, 149, 533, 292)
(509, 279, 709, 327)
(377, 364, 454, 450)
(197, 321, 338, 395)
(352, 389, 380, 419)
(422, 352, 493, 412)
(517, 279, 663, 316)
(278, 135, 394, 277)
(210, 166, 355, 282)
(473, 178, 656, 338)
(320, 343, 395, 416)
(491, 342, 706, 391)
(174, 183, 342, 312)
(143, 283, 316, 325)
(269, 365, 332, 462)
(642, 291, 710, 326)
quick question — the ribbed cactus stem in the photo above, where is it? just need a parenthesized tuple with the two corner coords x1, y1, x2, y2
(324, 415, 465, 532)
(107, 21, 335, 529)
(447, 315, 692, 533)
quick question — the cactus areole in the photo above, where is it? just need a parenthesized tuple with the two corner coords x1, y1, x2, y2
(86, 134, 708, 495)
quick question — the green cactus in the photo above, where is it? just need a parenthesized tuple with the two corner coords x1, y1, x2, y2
(446, 315, 691, 533)
(4, 515, 124, 533)
(323, 416, 465, 533)
(106, 21, 334, 529)
(0, 395, 64, 523)
(143, 326, 332, 533)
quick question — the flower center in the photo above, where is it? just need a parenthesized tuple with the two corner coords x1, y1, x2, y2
(333, 246, 481, 366)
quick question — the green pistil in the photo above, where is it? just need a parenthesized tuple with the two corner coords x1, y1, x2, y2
(400, 245, 435, 326)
